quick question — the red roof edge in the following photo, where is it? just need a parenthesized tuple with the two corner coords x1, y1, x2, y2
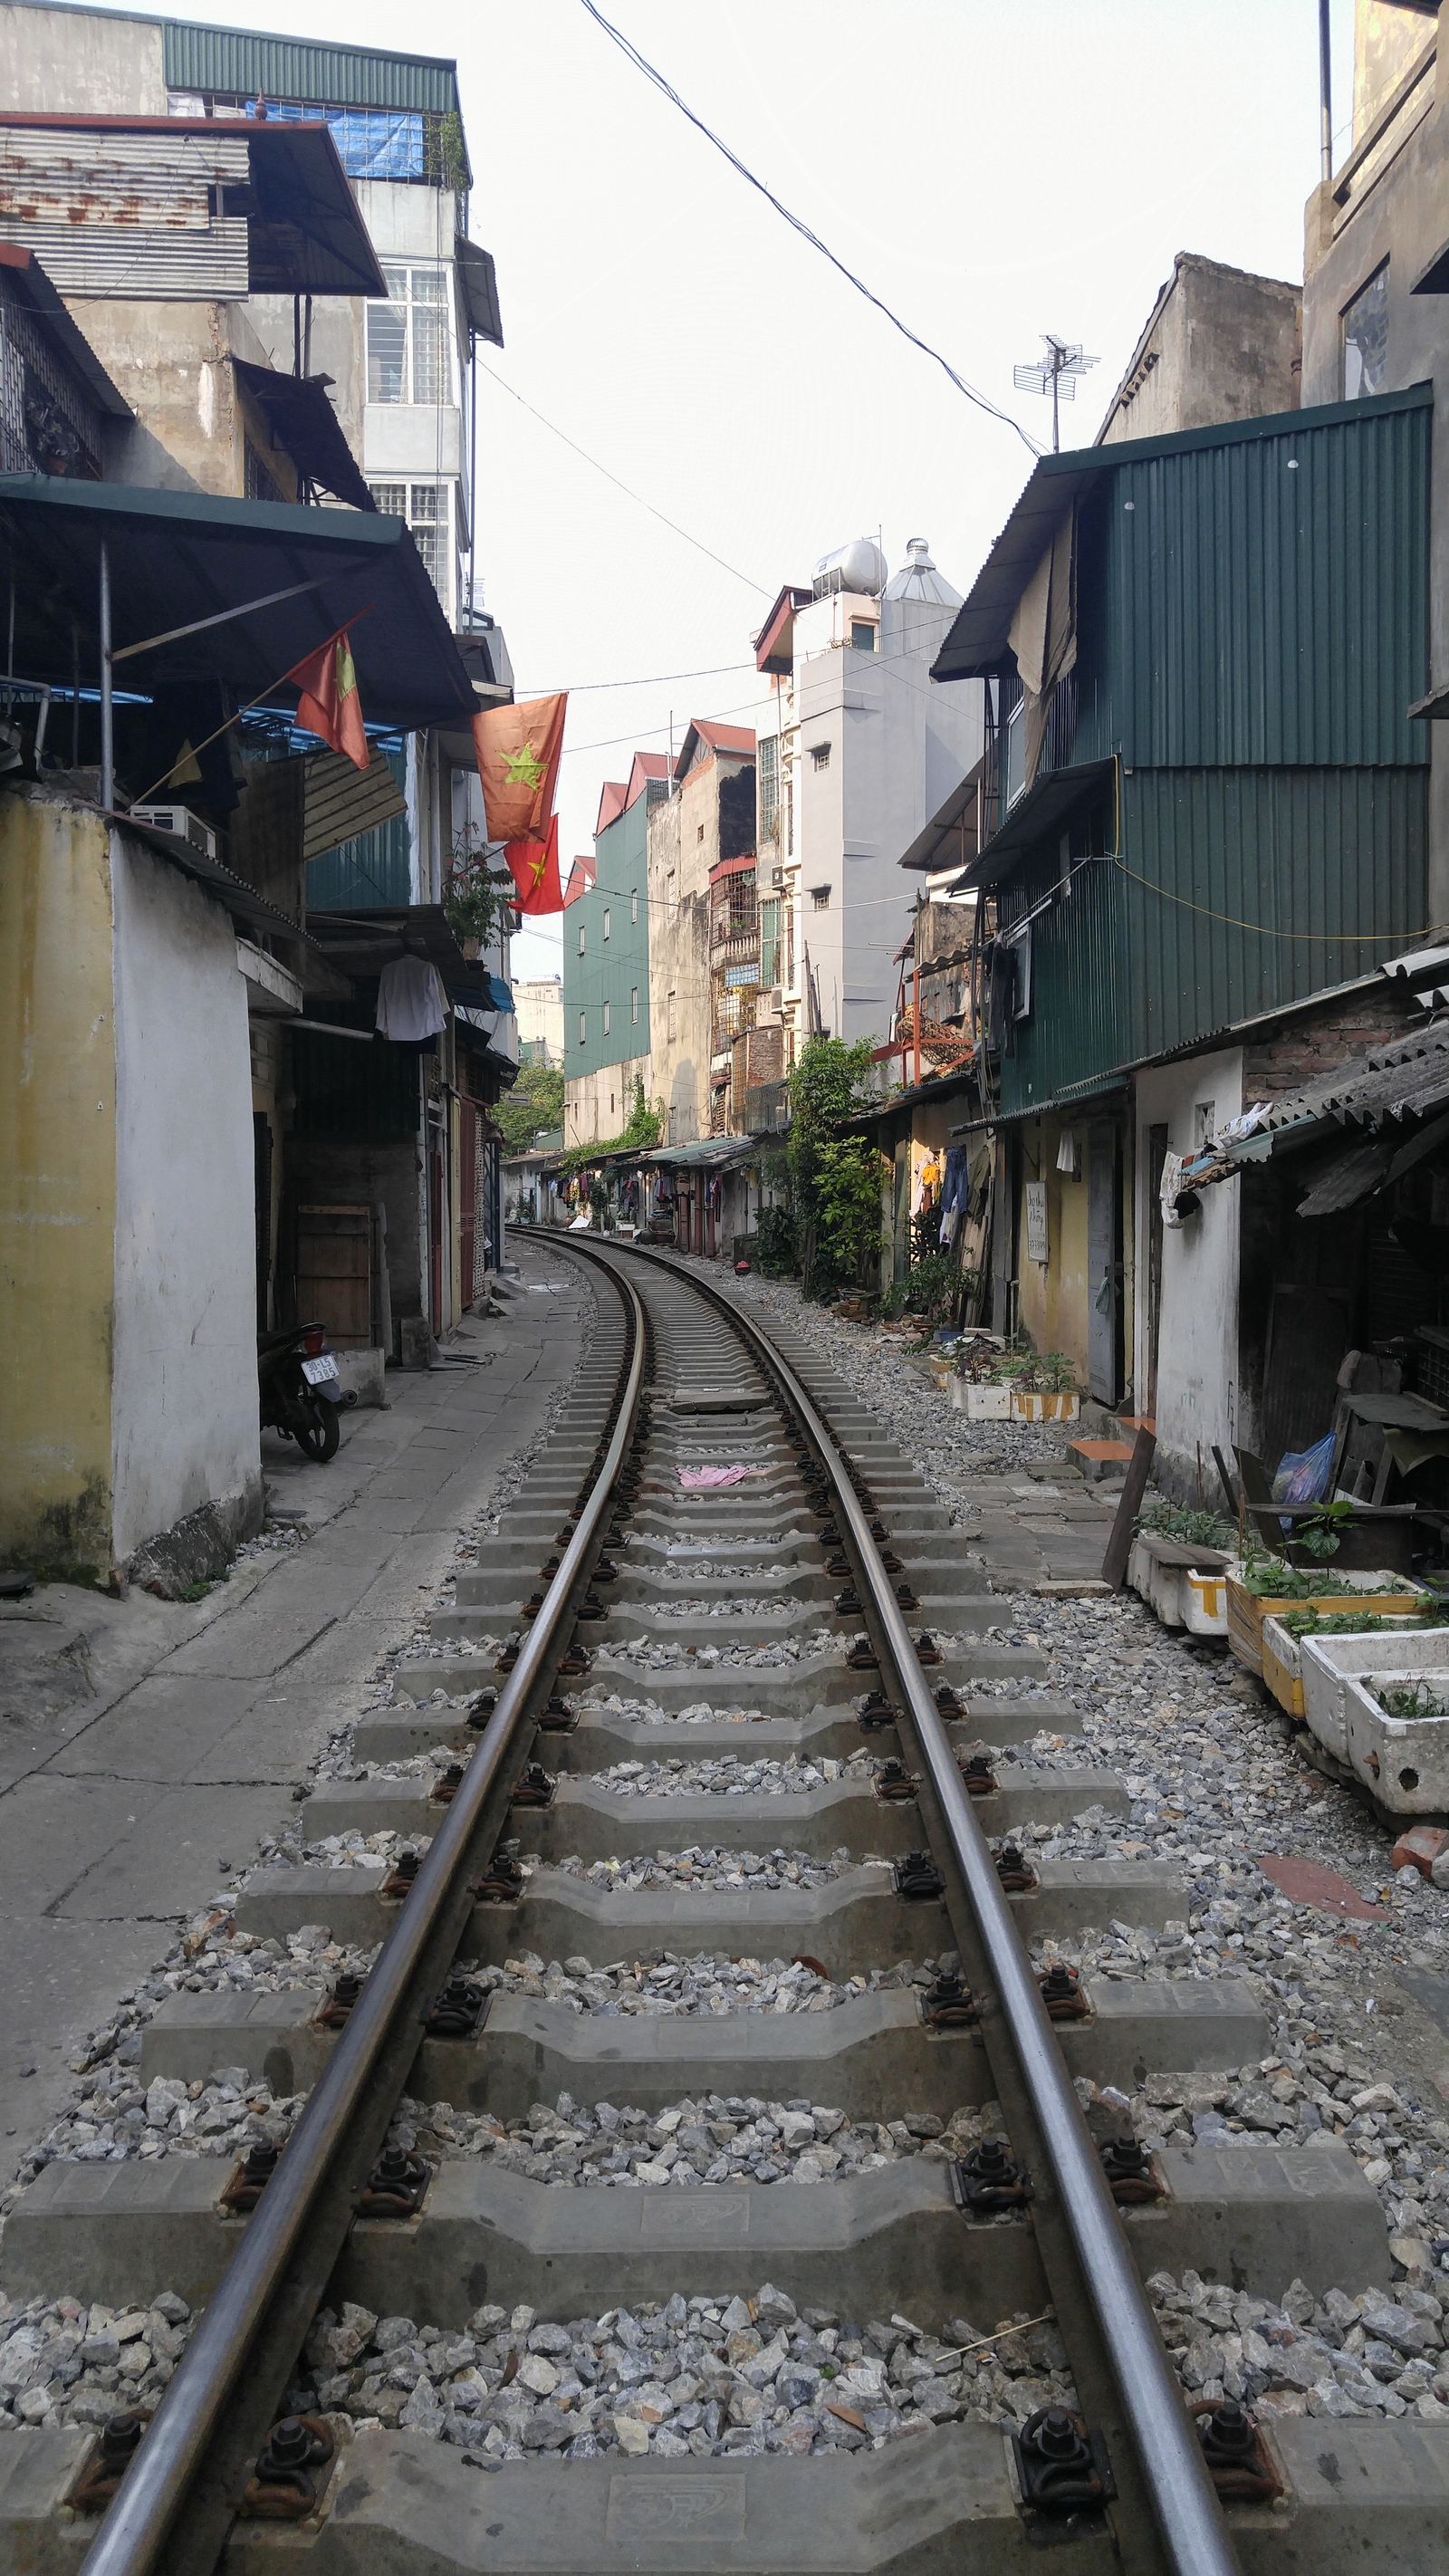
(754, 583, 811, 674)
(594, 781, 628, 837)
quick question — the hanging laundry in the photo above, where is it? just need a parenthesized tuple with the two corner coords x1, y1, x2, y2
(376, 955, 446, 1042)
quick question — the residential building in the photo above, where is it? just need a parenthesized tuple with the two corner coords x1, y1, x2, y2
(753, 535, 984, 1057)
(1095, 253, 1301, 447)
(565, 753, 667, 1143)
(644, 721, 755, 1150)
(928, 377, 1429, 1496)
(513, 975, 564, 1066)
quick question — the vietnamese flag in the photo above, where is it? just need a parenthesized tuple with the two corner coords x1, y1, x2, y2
(504, 812, 563, 915)
(473, 693, 566, 844)
(287, 624, 369, 772)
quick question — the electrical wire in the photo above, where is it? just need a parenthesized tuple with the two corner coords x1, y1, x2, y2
(1111, 853, 1440, 947)
(578, 0, 1042, 460)
(477, 360, 772, 593)
(519, 661, 755, 695)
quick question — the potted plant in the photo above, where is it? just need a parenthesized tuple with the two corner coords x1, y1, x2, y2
(1012, 1351, 1080, 1423)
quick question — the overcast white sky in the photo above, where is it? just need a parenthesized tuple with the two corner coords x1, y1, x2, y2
(197, 0, 1354, 978)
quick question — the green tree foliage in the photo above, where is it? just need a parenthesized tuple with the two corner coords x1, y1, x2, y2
(559, 1078, 664, 1175)
(495, 1060, 564, 1154)
(783, 1036, 882, 1295)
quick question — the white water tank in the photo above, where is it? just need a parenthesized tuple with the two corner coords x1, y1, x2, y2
(811, 537, 887, 600)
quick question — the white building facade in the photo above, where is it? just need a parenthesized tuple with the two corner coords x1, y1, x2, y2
(753, 539, 984, 1052)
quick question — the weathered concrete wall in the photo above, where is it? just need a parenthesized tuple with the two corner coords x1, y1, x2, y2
(564, 1055, 651, 1149)
(1134, 1049, 1243, 1500)
(110, 833, 262, 1561)
(646, 764, 744, 1148)
(1, 2, 165, 112)
(65, 298, 283, 497)
(1301, 50, 1448, 919)
(0, 792, 117, 1577)
(1097, 255, 1300, 446)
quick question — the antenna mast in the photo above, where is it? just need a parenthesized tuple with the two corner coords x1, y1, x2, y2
(1012, 334, 1100, 451)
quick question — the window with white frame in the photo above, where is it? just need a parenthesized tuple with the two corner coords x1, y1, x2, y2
(367, 264, 453, 406)
(579, 1010, 587, 1044)
(603, 908, 610, 941)
(603, 999, 611, 1035)
(578, 921, 586, 955)
(631, 985, 639, 1023)
(368, 480, 451, 615)
(630, 888, 638, 925)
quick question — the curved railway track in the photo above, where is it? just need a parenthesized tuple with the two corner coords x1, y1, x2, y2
(5, 1236, 1441, 2572)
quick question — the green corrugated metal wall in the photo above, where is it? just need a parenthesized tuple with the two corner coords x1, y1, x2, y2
(565, 795, 652, 1081)
(162, 24, 459, 111)
(305, 749, 410, 911)
(1101, 384, 1430, 771)
(1120, 767, 1427, 1060)
(998, 855, 1128, 1116)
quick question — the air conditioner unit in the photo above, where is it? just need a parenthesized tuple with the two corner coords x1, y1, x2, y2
(770, 867, 785, 888)
(131, 803, 217, 861)
(766, 987, 784, 1014)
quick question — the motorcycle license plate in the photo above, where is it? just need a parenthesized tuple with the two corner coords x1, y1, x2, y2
(302, 1354, 339, 1385)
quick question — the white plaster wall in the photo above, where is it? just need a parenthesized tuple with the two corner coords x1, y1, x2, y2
(110, 835, 262, 1557)
(793, 609, 982, 1043)
(1, 3, 165, 111)
(1134, 1047, 1243, 1491)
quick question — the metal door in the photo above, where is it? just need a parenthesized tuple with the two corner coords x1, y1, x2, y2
(1087, 1122, 1122, 1405)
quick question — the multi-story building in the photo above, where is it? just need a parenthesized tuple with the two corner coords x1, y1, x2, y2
(753, 536, 984, 1062)
(643, 722, 755, 1146)
(513, 976, 564, 1066)
(564, 753, 667, 1144)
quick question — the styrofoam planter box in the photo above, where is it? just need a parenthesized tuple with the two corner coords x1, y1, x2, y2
(1183, 1569, 1228, 1637)
(1011, 1391, 1080, 1423)
(1300, 1626, 1449, 1769)
(1342, 1659, 1449, 1813)
(1127, 1540, 1230, 1636)
(953, 1380, 1011, 1418)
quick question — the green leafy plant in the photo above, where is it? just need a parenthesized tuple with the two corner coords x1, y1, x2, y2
(813, 1138, 889, 1288)
(1377, 1678, 1449, 1719)
(1279, 1607, 1433, 1641)
(1293, 1496, 1358, 1562)
(1239, 1548, 1360, 1600)
(755, 1201, 796, 1275)
(559, 1081, 664, 1176)
(442, 826, 513, 952)
(784, 1036, 879, 1297)
(1136, 1500, 1236, 1552)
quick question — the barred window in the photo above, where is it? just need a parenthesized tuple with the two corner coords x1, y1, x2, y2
(758, 735, 778, 841)
(368, 479, 451, 615)
(367, 265, 452, 406)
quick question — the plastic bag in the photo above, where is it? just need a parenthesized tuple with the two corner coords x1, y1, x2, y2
(1271, 1434, 1336, 1508)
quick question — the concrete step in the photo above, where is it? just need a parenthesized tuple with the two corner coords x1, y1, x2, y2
(350, 1701, 1086, 1767)
(232, 1856, 1191, 1956)
(130, 1977, 1267, 2126)
(389, 1646, 1048, 1716)
(1, 2139, 1387, 2327)
(302, 1767, 1126, 1864)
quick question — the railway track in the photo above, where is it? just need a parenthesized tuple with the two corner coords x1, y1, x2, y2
(2, 1237, 1444, 2571)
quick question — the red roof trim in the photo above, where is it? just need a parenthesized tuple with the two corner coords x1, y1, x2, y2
(595, 781, 628, 837)
(708, 853, 757, 885)
(0, 111, 331, 133)
(754, 583, 811, 674)
(623, 749, 670, 814)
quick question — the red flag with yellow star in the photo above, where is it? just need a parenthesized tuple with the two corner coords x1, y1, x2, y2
(504, 812, 563, 915)
(286, 623, 369, 773)
(472, 694, 567, 843)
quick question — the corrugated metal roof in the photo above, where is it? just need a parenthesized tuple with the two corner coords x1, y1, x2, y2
(162, 23, 460, 114)
(933, 380, 1433, 688)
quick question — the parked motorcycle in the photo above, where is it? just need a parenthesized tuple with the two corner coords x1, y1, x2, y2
(257, 1322, 354, 1463)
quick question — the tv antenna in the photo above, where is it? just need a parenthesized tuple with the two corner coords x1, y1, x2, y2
(1012, 334, 1100, 452)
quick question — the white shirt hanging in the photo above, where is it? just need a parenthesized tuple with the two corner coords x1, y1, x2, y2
(376, 955, 446, 1042)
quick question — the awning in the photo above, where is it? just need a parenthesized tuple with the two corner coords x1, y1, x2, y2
(303, 905, 507, 1008)
(230, 360, 374, 512)
(952, 760, 1115, 891)
(120, 807, 319, 943)
(0, 476, 478, 735)
(898, 756, 984, 874)
(1166, 1014, 1449, 1212)
(0, 243, 131, 418)
(454, 237, 504, 347)
(642, 1139, 759, 1171)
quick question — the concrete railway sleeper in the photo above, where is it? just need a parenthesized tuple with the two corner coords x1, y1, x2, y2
(0, 1238, 1444, 2571)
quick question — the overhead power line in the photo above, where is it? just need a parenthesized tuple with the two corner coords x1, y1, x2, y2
(578, 0, 1041, 459)
(519, 660, 754, 695)
(477, 361, 771, 595)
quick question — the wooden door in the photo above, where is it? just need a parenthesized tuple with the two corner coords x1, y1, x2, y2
(294, 1205, 371, 1348)
(1086, 1124, 1122, 1405)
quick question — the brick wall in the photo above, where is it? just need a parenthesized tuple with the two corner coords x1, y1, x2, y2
(1242, 985, 1421, 1102)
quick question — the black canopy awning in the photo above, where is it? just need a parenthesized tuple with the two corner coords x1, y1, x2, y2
(0, 475, 477, 734)
(230, 360, 375, 512)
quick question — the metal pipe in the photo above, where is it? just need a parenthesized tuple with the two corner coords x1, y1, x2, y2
(99, 540, 113, 812)
(71, 622, 80, 767)
(79, 1260, 644, 2576)
(1319, 0, 1333, 187)
(601, 1242, 1242, 2576)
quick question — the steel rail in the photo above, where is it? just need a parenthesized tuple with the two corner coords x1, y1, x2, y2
(583, 1240, 1241, 2576)
(81, 1248, 645, 2576)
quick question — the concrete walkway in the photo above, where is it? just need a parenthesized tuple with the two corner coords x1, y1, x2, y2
(0, 1240, 591, 2174)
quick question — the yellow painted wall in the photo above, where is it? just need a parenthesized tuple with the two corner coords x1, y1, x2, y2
(0, 793, 116, 1575)
(1014, 1113, 1092, 1384)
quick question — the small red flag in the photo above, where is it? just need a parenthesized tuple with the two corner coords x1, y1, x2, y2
(504, 813, 563, 915)
(287, 624, 369, 773)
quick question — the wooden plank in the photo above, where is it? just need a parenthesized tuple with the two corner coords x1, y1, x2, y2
(1101, 1426, 1156, 1591)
